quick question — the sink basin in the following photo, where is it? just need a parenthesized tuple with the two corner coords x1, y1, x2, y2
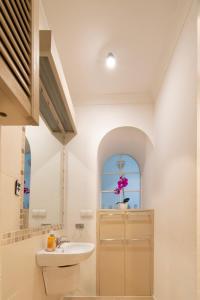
(36, 242, 95, 267)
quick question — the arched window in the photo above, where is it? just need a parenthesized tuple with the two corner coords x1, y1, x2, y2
(101, 154, 141, 209)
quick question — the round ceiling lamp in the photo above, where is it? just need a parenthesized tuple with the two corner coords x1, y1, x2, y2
(106, 52, 116, 69)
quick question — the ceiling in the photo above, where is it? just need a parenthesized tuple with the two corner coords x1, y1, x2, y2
(42, 0, 192, 105)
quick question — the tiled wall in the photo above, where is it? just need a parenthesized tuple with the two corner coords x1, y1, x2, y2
(0, 126, 63, 300)
(1, 233, 63, 300)
(1, 224, 62, 246)
(0, 126, 23, 232)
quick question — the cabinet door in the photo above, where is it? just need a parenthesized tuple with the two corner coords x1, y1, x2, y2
(0, 0, 39, 125)
(99, 213, 124, 240)
(125, 211, 153, 239)
(125, 239, 152, 296)
(99, 241, 125, 296)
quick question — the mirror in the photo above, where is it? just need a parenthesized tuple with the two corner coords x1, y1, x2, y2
(22, 117, 64, 228)
(22, 137, 31, 228)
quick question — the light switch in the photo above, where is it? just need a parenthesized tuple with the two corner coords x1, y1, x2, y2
(15, 180, 21, 196)
(80, 209, 93, 218)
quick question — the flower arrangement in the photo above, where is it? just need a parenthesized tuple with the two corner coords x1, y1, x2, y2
(24, 180, 30, 194)
(114, 175, 130, 205)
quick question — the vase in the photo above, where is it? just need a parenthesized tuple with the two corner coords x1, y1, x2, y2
(118, 202, 128, 210)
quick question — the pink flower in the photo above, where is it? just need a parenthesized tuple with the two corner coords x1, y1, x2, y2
(114, 176, 128, 195)
(114, 187, 121, 194)
(117, 176, 128, 189)
(117, 180, 123, 190)
(121, 176, 128, 187)
(24, 187, 30, 194)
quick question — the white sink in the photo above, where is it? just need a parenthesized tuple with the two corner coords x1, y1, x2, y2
(36, 242, 95, 267)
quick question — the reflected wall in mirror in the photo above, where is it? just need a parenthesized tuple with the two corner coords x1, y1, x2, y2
(22, 137, 31, 228)
(24, 138, 31, 209)
(22, 117, 64, 229)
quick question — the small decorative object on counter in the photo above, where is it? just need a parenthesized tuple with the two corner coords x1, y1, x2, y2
(114, 176, 130, 209)
(47, 231, 56, 251)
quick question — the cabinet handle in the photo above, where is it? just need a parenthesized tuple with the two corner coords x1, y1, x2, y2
(100, 213, 124, 217)
(126, 238, 151, 241)
(127, 213, 150, 217)
(99, 238, 152, 243)
(100, 238, 124, 242)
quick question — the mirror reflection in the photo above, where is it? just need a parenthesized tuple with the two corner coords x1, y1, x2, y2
(23, 138, 31, 210)
(23, 118, 64, 228)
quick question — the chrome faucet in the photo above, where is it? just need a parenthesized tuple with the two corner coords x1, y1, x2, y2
(56, 236, 70, 248)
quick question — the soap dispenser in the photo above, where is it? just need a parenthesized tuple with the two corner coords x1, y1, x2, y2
(47, 231, 56, 252)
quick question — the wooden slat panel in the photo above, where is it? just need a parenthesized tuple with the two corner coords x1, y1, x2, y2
(0, 0, 39, 125)
(20, 0, 31, 22)
(15, 0, 31, 32)
(25, 0, 31, 11)
(1, 14, 30, 75)
(1, 11, 30, 64)
(2, 1, 30, 53)
(0, 59, 31, 113)
(1, 27, 30, 86)
(8, 0, 31, 44)
(1, 42, 30, 96)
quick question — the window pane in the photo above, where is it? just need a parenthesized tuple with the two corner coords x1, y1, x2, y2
(124, 173, 140, 190)
(121, 155, 140, 173)
(103, 155, 120, 173)
(101, 154, 141, 209)
(123, 191, 140, 208)
(101, 174, 120, 190)
(24, 152, 31, 209)
(101, 192, 119, 209)
(103, 154, 140, 174)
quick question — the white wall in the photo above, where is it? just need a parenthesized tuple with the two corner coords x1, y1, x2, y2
(65, 2, 197, 298)
(145, 2, 197, 299)
(65, 103, 154, 295)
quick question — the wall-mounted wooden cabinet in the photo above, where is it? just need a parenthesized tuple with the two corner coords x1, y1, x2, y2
(0, 0, 39, 125)
(96, 210, 154, 296)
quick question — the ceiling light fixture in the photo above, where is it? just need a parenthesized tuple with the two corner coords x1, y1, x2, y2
(106, 52, 116, 69)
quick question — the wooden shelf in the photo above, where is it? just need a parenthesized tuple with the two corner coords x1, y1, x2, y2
(39, 30, 77, 144)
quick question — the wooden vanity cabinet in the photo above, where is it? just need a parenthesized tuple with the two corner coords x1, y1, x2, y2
(99, 241, 125, 295)
(98, 213, 125, 296)
(125, 238, 152, 296)
(96, 210, 154, 296)
(0, 0, 39, 125)
(125, 211, 153, 296)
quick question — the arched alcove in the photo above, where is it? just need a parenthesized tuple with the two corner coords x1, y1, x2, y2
(97, 126, 154, 209)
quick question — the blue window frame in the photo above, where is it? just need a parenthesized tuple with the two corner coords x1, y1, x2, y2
(101, 154, 141, 209)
